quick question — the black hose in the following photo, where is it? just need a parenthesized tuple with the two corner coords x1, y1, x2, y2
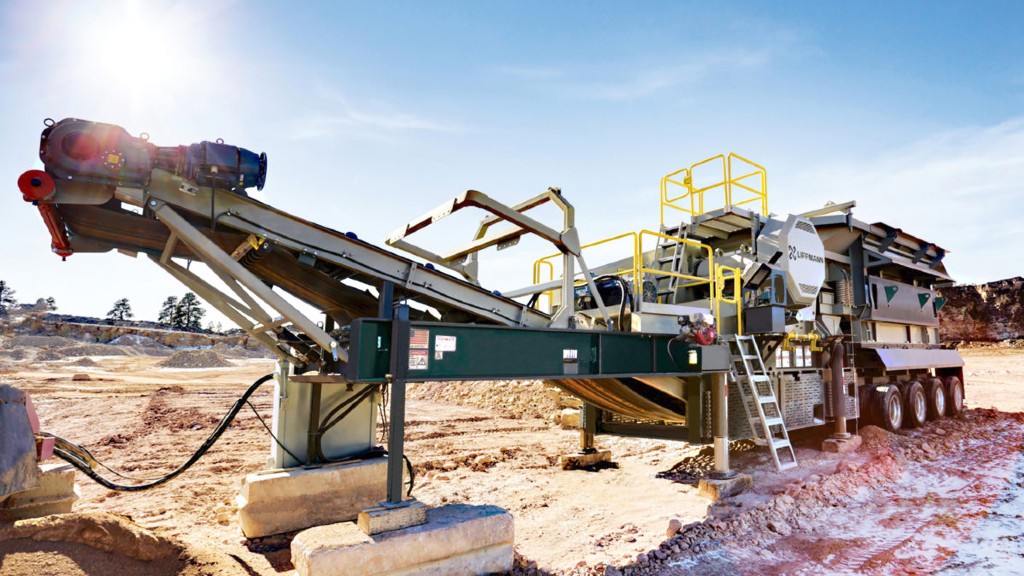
(593, 274, 632, 331)
(47, 373, 275, 492)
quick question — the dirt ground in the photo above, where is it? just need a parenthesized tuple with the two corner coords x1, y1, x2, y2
(1, 344, 1022, 575)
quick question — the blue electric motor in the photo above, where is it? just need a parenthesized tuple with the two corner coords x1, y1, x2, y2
(38, 118, 267, 193)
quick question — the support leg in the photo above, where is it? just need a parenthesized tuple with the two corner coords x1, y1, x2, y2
(710, 372, 736, 479)
(579, 403, 597, 453)
(698, 372, 751, 500)
(386, 304, 410, 504)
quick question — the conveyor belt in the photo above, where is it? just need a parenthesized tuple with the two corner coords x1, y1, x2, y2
(57, 170, 552, 329)
(26, 163, 696, 424)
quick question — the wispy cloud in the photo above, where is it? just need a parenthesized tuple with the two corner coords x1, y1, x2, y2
(576, 50, 771, 101)
(784, 118, 1024, 283)
(289, 88, 462, 141)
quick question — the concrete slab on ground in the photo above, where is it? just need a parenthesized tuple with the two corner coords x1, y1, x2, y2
(238, 456, 396, 538)
(698, 473, 752, 501)
(0, 462, 78, 521)
(291, 503, 513, 576)
(559, 450, 611, 470)
(359, 499, 427, 535)
(822, 435, 863, 454)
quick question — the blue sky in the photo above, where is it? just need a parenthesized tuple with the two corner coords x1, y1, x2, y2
(1, 1, 1022, 323)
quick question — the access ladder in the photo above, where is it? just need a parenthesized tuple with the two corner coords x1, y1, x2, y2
(730, 334, 798, 472)
(652, 222, 690, 303)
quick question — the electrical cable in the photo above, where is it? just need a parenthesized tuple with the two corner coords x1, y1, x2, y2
(593, 274, 632, 331)
(47, 373, 275, 492)
(403, 454, 415, 497)
(245, 399, 303, 465)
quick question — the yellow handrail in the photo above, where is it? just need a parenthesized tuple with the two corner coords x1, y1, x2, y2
(660, 152, 769, 224)
(714, 264, 743, 336)
(530, 229, 718, 318)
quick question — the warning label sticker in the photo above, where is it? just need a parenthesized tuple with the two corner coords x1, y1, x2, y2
(410, 329, 430, 350)
(435, 335, 457, 352)
(409, 349, 429, 370)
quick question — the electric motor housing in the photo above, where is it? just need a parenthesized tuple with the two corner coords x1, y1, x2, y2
(755, 215, 826, 308)
(38, 118, 266, 192)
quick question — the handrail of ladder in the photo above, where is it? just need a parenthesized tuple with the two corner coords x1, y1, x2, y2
(715, 264, 743, 336)
(530, 229, 717, 313)
(660, 153, 769, 226)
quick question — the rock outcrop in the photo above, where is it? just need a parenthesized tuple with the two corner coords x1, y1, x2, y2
(939, 276, 1024, 342)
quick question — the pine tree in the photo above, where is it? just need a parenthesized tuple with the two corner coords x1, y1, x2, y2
(0, 281, 17, 314)
(176, 292, 206, 330)
(107, 298, 134, 321)
(158, 296, 179, 325)
(45, 296, 57, 311)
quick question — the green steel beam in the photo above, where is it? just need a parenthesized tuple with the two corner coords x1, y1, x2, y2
(347, 320, 713, 383)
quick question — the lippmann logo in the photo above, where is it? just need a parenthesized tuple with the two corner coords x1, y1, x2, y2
(789, 245, 824, 263)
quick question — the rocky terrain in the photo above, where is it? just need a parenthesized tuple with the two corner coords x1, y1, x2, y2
(939, 276, 1024, 343)
(2, 294, 1024, 575)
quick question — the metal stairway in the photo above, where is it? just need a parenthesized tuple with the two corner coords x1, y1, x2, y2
(730, 334, 798, 472)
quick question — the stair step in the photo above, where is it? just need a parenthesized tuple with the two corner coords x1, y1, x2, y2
(771, 438, 792, 450)
(763, 417, 784, 427)
(777, 460, 799, 471)
(758, 396, 778, 404)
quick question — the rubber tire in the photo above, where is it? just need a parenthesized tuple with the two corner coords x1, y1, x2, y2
(924, 377, 947, 421)
(859, 384, 876, 423)
(874, 384, 904, 432)
(903, 380, 928, 429)
(944, 376, 965, 417)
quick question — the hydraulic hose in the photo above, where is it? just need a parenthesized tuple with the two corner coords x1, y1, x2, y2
(46, 373, 275, 492)
(594, 274, 632, 331)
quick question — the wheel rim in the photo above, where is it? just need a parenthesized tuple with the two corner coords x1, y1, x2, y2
(934, 386, 946, 416)
(953, 383, 963, 411)
(914, 391, 926, 422)
(889, 395, 903, 429)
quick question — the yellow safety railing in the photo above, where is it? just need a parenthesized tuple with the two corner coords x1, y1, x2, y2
(714, 264, 743, 336)
(636, 230, 715, 300)
(531, 230, 716, 315)
(532, 232, 638, 311)
(660, 153, 769, 226)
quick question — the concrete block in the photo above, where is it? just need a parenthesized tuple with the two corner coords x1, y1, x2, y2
(0, 463, 78, 521)
(238, 457, 397, 538)
(559, 450, 611, 470)
(292, 504, 513, 576)
(822, 435, 863, 454)
(559, 408, 580, 428)
(0, 385, 40, 498)
(698, 473, 752, 500)
(358, 499, 427, 535)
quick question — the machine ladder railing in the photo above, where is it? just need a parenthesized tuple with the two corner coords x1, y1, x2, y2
(653, 223, 690, 302)
(660, 153, 768, 227)
(729, 334, 798, 472)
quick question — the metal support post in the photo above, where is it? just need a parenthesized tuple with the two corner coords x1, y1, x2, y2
(580, 403, 597, 453)
(386, 304, 410, 503)
(306, 383, 323, 464)
(378, 281, 395, 318)
(710, 372, 736, 479)
(831, 341, 850, 439)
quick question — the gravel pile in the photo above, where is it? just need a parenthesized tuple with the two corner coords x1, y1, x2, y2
(158, 349, 232, 368)
(409, 379, 562, 419)
(108, 334, 168, 348)
(511, 410, 1013, 576)
(8, 335, 78, 348)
